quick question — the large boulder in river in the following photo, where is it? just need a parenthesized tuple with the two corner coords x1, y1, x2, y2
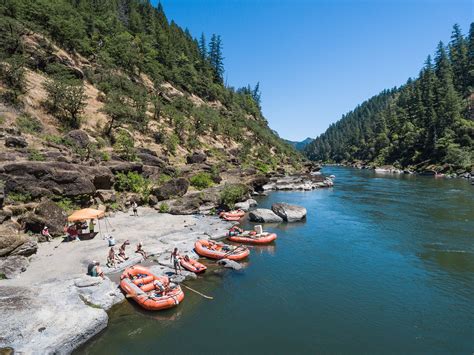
(271, 203, 307, 222)
(249, 208, 283, 223)
(152, 178, 189, 201)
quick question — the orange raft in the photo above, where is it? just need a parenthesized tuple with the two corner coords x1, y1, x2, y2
(228, 231, 277, 244)
(120, 265, 184, 311)
(180, 257, 207, 273)
(219, 210, 245, 221)
(194, 239, 250, 261)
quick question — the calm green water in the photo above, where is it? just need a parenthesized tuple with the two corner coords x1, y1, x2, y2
(79, 167, 474, 354)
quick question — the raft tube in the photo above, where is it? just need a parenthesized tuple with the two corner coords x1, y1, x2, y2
(180, 257, 207, 273)
(194, 239, 250, 261)
(120, 265, 184, 311)
(228, 232, 277, 244)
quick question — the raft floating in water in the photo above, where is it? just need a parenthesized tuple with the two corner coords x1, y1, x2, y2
(120, 265, 184, 311)
(180, 257, 207, 273)
(194, 239, 250, 261)
(228, 232, 277, 244)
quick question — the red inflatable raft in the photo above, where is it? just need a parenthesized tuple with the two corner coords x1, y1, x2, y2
(228, 231, 277, 244)
(120, 265, 184, 311)
(194, 239, 250, 261)
(220, 210, 245, 221)
(180, 257, 207, 273)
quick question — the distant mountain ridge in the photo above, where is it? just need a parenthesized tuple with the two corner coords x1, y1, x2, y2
(285, 137, 314, 151)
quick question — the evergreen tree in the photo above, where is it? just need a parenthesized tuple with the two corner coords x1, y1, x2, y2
(198, 32, 207, 59)
(449, 24, 469, 95)
(208, 34, 224, 82)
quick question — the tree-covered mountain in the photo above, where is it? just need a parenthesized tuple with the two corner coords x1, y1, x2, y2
(0, 0, 302, 174)
(285, 137, 314, 151)
(305, 24, 474, 172)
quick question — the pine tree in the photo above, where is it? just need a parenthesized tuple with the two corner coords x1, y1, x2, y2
(449, 24, 469, 95)
(198, 32, 207, 60)
(208, 34, 224, 83)
(467, 23, 474, 92)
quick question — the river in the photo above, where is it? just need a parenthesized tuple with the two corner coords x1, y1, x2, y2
(78, 167, 474, 354)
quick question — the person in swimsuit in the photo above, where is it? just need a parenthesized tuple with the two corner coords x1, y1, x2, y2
(135, 242, 147, 259)
(170, 247, 181, 275)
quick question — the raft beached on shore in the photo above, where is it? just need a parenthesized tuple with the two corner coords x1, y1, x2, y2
(220, 210, 246, 221)
(194, 239, 250, 261)
(180, 257, 207, 273)
(120, 265, 184, 311)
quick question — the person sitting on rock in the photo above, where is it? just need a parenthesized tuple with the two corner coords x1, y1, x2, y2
(41, 226, 52, 242)
(67, 225, 79, 242)
(89, 261, 104, 279)
(135, 242, 147, 259)
(107, 235, 116, 247)
(118, 240, 130, 261)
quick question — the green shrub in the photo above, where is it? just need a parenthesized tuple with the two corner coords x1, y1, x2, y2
(0, 115, 5, 125)
(165, 133, 179, 155)
(157, 173, 172, 185)
(255, 161, 271, 174)
(219, 184, 248, 209)
(28, 148, 45, 161)
(114, 172, 151, 198)
(158, 202, 170, 213)
(189, 172, 214, 190)
(100, 151, 111, 161)
(113, 130, 136, 161)
(6, 192, 32, 203)
(56, 197, 78, 213)
(16, 114, 43, 134)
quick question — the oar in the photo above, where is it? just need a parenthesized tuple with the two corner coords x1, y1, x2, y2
(181, 283, 214, 300)
(218, 244, 246, 260)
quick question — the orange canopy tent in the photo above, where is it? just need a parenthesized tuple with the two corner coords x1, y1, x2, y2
(67, 208, 105, 222)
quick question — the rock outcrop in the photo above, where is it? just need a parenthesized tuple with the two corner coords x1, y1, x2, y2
(271, 203, 307, 222)
(249, 209, 283, 223)
(0, 255, 29, 278)
(186, 151, 207, 164)
(217, 258, 242, 270)
(152, 178, 189, 201)
(262, 174, 333, 191)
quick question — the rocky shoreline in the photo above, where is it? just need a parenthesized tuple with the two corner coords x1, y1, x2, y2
(325, 163, 473, 180)
(0, 209, 234, 353)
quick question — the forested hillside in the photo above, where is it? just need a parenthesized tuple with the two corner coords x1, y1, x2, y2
(0, 0, 302, 174)
(305, 24, 474, 172)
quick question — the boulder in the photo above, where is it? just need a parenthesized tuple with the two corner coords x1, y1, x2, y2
(0, 210, 12, 224)
(65, 130, 90, 149)
(5, 136, 27, 148)
(249, 176, 270, 192)
(0, 255, 29, 278)
(104, 161, 143, 175)
(95, 190, 117, 204)
(186, 151, 207, 164)
(152, 178, 189, 201)
(10, 239, 37, 257)
(249, 209, 283, 223)
(34, 199, 67, 236)
(271, 203, 307, 222)
(247, 198, 258, 207)
(0, 232, 28, 257)
(0, 162, 110, 199)
(75, 276, 124, 311)
(165, 195, 202, 215)
(234, 201, 250, 212)
(217, 258, 242, 270)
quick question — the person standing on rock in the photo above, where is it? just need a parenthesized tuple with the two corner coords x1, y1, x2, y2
(170, 247, 182, 275)
(132, 201, 138, 216)
(135, 242, 147, 259)
(107, 247, 117, 268)
(118, 240, 130, 261)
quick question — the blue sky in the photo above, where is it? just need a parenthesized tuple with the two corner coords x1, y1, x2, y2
(155, 0, 472, 141)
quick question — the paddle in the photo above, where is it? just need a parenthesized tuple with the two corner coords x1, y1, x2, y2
(218, 244, 246, 260)
(181, 283, 214, 300)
